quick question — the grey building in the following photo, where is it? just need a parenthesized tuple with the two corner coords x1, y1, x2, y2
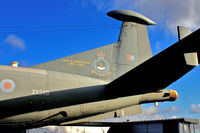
(27, 117, 199, 133)
(106, 118, 199, 133)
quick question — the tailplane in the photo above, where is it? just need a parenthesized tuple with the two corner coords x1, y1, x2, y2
(32, 10, 155, 81)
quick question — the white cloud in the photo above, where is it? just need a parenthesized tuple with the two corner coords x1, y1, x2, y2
(190, 104, 200, 113)
(163, 106, 182, 114)
(84, 0, 200, 34)
(171, 116, 178, 119)
(104, 106, 164, 122)
(124, 105, 182, 121)
(90, 0, 106, 11)
(130, 0, 200, 33)
(163, 0, 200, 33)
(5, 34, 26, 51)
(155, 42, 161, 52)
(143, 106, 160, 115)
(137, 106, 164, 120)
(119, 106, 166, 121)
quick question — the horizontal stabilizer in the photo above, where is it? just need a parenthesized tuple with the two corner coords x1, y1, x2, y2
(177, 26, 191, 41)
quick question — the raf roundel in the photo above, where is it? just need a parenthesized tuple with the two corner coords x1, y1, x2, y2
(0, 79, 16, 93)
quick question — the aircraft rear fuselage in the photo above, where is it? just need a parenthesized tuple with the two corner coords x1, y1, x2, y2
(0, 65, 176, 128)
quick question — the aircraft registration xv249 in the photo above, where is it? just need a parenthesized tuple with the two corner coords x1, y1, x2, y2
(0, 9, 198, 131)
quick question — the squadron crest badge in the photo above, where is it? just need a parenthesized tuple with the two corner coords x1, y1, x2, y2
(91, 52, 111, 76)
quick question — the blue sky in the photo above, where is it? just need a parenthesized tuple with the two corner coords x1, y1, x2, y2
(0, 0, 200, 120)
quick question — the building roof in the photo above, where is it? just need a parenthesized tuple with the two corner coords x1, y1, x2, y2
(71, 117, 199, 127)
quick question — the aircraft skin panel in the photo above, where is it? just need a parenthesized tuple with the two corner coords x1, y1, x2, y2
(0, 66, 107, 99)
(33, 44, 115, 81)
(137, 23, 152, 63)
(0, 65, 47, 74)
(62, 105, 142, 125)
(0, 67, 48, 101)
(47, 70, 107, 91)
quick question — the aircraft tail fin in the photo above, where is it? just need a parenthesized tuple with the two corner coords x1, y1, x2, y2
(32, 10, 154, 81)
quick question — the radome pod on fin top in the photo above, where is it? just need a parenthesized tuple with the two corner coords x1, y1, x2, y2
(107, 10, 156, 25)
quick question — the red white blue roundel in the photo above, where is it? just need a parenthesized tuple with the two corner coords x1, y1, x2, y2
(0, 79, 15, 93)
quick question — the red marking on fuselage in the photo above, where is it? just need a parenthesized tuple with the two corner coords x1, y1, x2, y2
(3, 82, 12, 90)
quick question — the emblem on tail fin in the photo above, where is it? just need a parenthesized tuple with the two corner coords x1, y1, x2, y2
(91, 52, 111, 77)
